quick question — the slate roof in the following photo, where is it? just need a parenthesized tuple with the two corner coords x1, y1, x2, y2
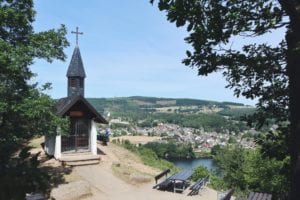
(55, 95, 108, 124)
(66, 46, 86, 78)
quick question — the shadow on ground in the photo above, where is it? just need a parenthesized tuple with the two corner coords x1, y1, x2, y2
(0, 144, 72, 200)
(97, 147, 107, 155)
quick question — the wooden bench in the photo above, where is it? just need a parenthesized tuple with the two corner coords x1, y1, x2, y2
(188, 176, 208, 196)
(153, 169, 171, 189)
(154, 169, 170, 184)
(247, 192, 272, 200)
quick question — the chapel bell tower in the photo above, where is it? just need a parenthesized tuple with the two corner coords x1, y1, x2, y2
(66, 27, 86, 97)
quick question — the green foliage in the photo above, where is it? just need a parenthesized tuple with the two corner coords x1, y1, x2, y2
(163, 112, 247, 133)
(244, 150, 289, 198)
(214, 145, 289, 198)
(122, 139, 136, 151)
(110, 122, 130, 129)
(255, 127, 290, 161)
(214, 146, 248, 192)
(209, 175, 227, 191)
(194, 151, 212, 158)
(227, 136, 237, 144)
(17, 85, 70, 137)
(191, 166, 209, 182)
(0, 0, 68, 197)
(218, 108, 256, 120)
(0, 0, 69, 146)
(138, 119, 158, 127)
(143, 142, 195, 159)
(211, 144, 222, 156)
(137, 147, 178, 172)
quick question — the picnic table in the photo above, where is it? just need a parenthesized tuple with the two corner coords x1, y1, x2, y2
(153, 169, 194, 193)
(168, 169, 194, 193)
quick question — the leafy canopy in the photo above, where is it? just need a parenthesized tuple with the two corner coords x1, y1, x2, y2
(214, 145, 289, 198)
(0, 0, 69, 198)
(150, 0, 296, 198)
(150, 0, 288, 127)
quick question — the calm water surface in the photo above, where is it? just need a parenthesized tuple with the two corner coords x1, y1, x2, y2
(171, 158, 218, 172)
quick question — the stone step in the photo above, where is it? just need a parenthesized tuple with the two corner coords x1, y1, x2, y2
(60, 154, 100, 162)
(65, 160, 100, 166)
(61, 152, 94, 157)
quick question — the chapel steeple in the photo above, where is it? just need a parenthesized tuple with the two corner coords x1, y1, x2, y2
(67, 27, 86, 97)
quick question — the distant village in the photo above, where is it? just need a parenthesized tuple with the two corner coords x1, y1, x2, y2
(101, 118, 257, 152)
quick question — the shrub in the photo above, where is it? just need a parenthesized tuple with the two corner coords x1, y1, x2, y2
(191, 166, 210, 181)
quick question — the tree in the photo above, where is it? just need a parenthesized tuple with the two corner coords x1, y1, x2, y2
(0, 0, 68, 197)
(150, 0, 299, 198)
(214, 145, 289, 198)
(215, 146, 248, 193)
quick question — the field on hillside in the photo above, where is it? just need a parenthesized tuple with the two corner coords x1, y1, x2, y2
(112, 136, 161, 145)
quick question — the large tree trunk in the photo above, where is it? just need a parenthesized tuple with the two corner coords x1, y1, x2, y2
(285, 4, 300, 199)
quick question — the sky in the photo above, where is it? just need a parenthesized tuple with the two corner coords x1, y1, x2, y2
(31, 0, 285, 106)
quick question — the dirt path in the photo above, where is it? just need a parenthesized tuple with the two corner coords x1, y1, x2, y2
(74, 144, 132, 198)
(73, 143, 219, 200)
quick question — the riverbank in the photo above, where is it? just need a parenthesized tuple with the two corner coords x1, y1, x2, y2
(194, 151, 213, 158)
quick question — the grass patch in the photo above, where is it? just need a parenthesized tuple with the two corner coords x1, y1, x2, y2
(112, 139, 178, 173)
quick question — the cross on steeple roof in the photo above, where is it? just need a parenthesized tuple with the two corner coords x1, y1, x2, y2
(71, 27, 83, 46)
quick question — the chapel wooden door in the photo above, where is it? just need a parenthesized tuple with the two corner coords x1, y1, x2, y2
(62, 118, 90, 153)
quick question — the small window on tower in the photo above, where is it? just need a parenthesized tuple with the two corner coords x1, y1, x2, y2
(69, 79, 76, 87)
(80, 79, 84, 88)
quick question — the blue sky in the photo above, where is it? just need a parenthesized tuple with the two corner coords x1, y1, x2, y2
(31, 0, 285, 106)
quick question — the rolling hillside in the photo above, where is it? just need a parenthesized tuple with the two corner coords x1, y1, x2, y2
(87, 96, 251, 114)
(87, 96, 255, 134)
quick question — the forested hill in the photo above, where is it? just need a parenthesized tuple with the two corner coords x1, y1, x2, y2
(87, 96, 254, 119)
(88, 96, 245, 108)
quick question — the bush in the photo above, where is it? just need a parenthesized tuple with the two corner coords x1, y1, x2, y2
(191, 166, 210, 181)
(122, 139, 136, 151)
(209, 175, 227, 191)
(138, 147, 178, 172)
(143, 142, 195, 159)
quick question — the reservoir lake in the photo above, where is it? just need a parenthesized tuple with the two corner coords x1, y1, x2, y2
(171, 158, 218, 172)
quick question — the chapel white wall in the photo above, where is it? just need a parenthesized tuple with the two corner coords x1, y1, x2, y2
(91, 120, 97, 155)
